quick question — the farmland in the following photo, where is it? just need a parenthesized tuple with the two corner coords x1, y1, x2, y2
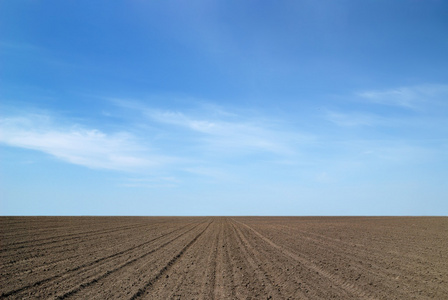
(1, 217, 447, 299)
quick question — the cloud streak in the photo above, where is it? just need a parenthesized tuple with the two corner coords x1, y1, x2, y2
(0, 101, 310, 179)
(3, 88, 445, 187)
(0, 114, 167, 171)
(147, 109, 301, 155)
(357, 84, 448, 110)
(324, 110, 384, 127)
(113, 99, 309, 157)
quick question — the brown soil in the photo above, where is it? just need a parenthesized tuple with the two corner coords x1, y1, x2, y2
(1, 216, 447, 299)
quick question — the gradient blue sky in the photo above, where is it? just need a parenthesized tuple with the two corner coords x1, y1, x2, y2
(1, 1, 447, 215)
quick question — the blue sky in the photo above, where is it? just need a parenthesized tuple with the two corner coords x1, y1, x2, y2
(1, 1, 447, 215)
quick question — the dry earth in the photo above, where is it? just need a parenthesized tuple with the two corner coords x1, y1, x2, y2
(1, 216, 447, 299)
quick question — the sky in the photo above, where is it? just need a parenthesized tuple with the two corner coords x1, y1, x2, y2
(1, 1, 447, 216)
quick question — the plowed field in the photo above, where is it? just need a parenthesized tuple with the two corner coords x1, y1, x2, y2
(1, 217, 447, 299)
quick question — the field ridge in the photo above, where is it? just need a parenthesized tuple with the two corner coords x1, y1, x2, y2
(1, 216, 447, 299)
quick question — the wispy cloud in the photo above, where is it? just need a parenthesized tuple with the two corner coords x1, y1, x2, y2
(324, 110, 385, 127)
(0, 101, 311, 181)
(357, 84, 448, 110)
(4, 92, 444, 189)
(0, 114, 169, 171)
(149, 109, 299, 154)
(113, 99, 310, 157)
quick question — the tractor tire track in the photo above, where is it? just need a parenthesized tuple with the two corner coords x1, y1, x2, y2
(233, 218, 378, 300)
(52, 222, 208, 299)
(1, 222, 197, 299)
(230, 221, 285, 299)
(2, 217, 447, 300)
(128, 221, 212, 300)
(1, 222, 152, 252)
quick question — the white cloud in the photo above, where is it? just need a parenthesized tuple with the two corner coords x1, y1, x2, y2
(357, 84, 448, 109)
(145, 108, 307, 156)
(0, 102, 311, 180)
(110, 99, 310, 157)
(357, 143, 436, 163)
(325, 110, 384, 127)
(0, 114, 168, 171)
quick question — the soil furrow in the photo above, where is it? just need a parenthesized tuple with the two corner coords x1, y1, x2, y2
(1, 222, 195, 299)
(0, 217, 146, 241)
(128, 221, 212, 300)
(230, 221, 284, 299)
(274, 222, 438, 271)
(221, 218, 237, 299)
(232, 220, 316, 299)
(201, 220, 220, 300)
(249, 221, 441, 298)
(1, 222, 151, 252)
(51, 222, 205, 299)
(0, 221, 172, 267)
(2, 216, 446, 299)
(234, 218, 378, 300)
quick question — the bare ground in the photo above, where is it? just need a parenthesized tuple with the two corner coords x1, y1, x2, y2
(1, 216, 447, 299)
